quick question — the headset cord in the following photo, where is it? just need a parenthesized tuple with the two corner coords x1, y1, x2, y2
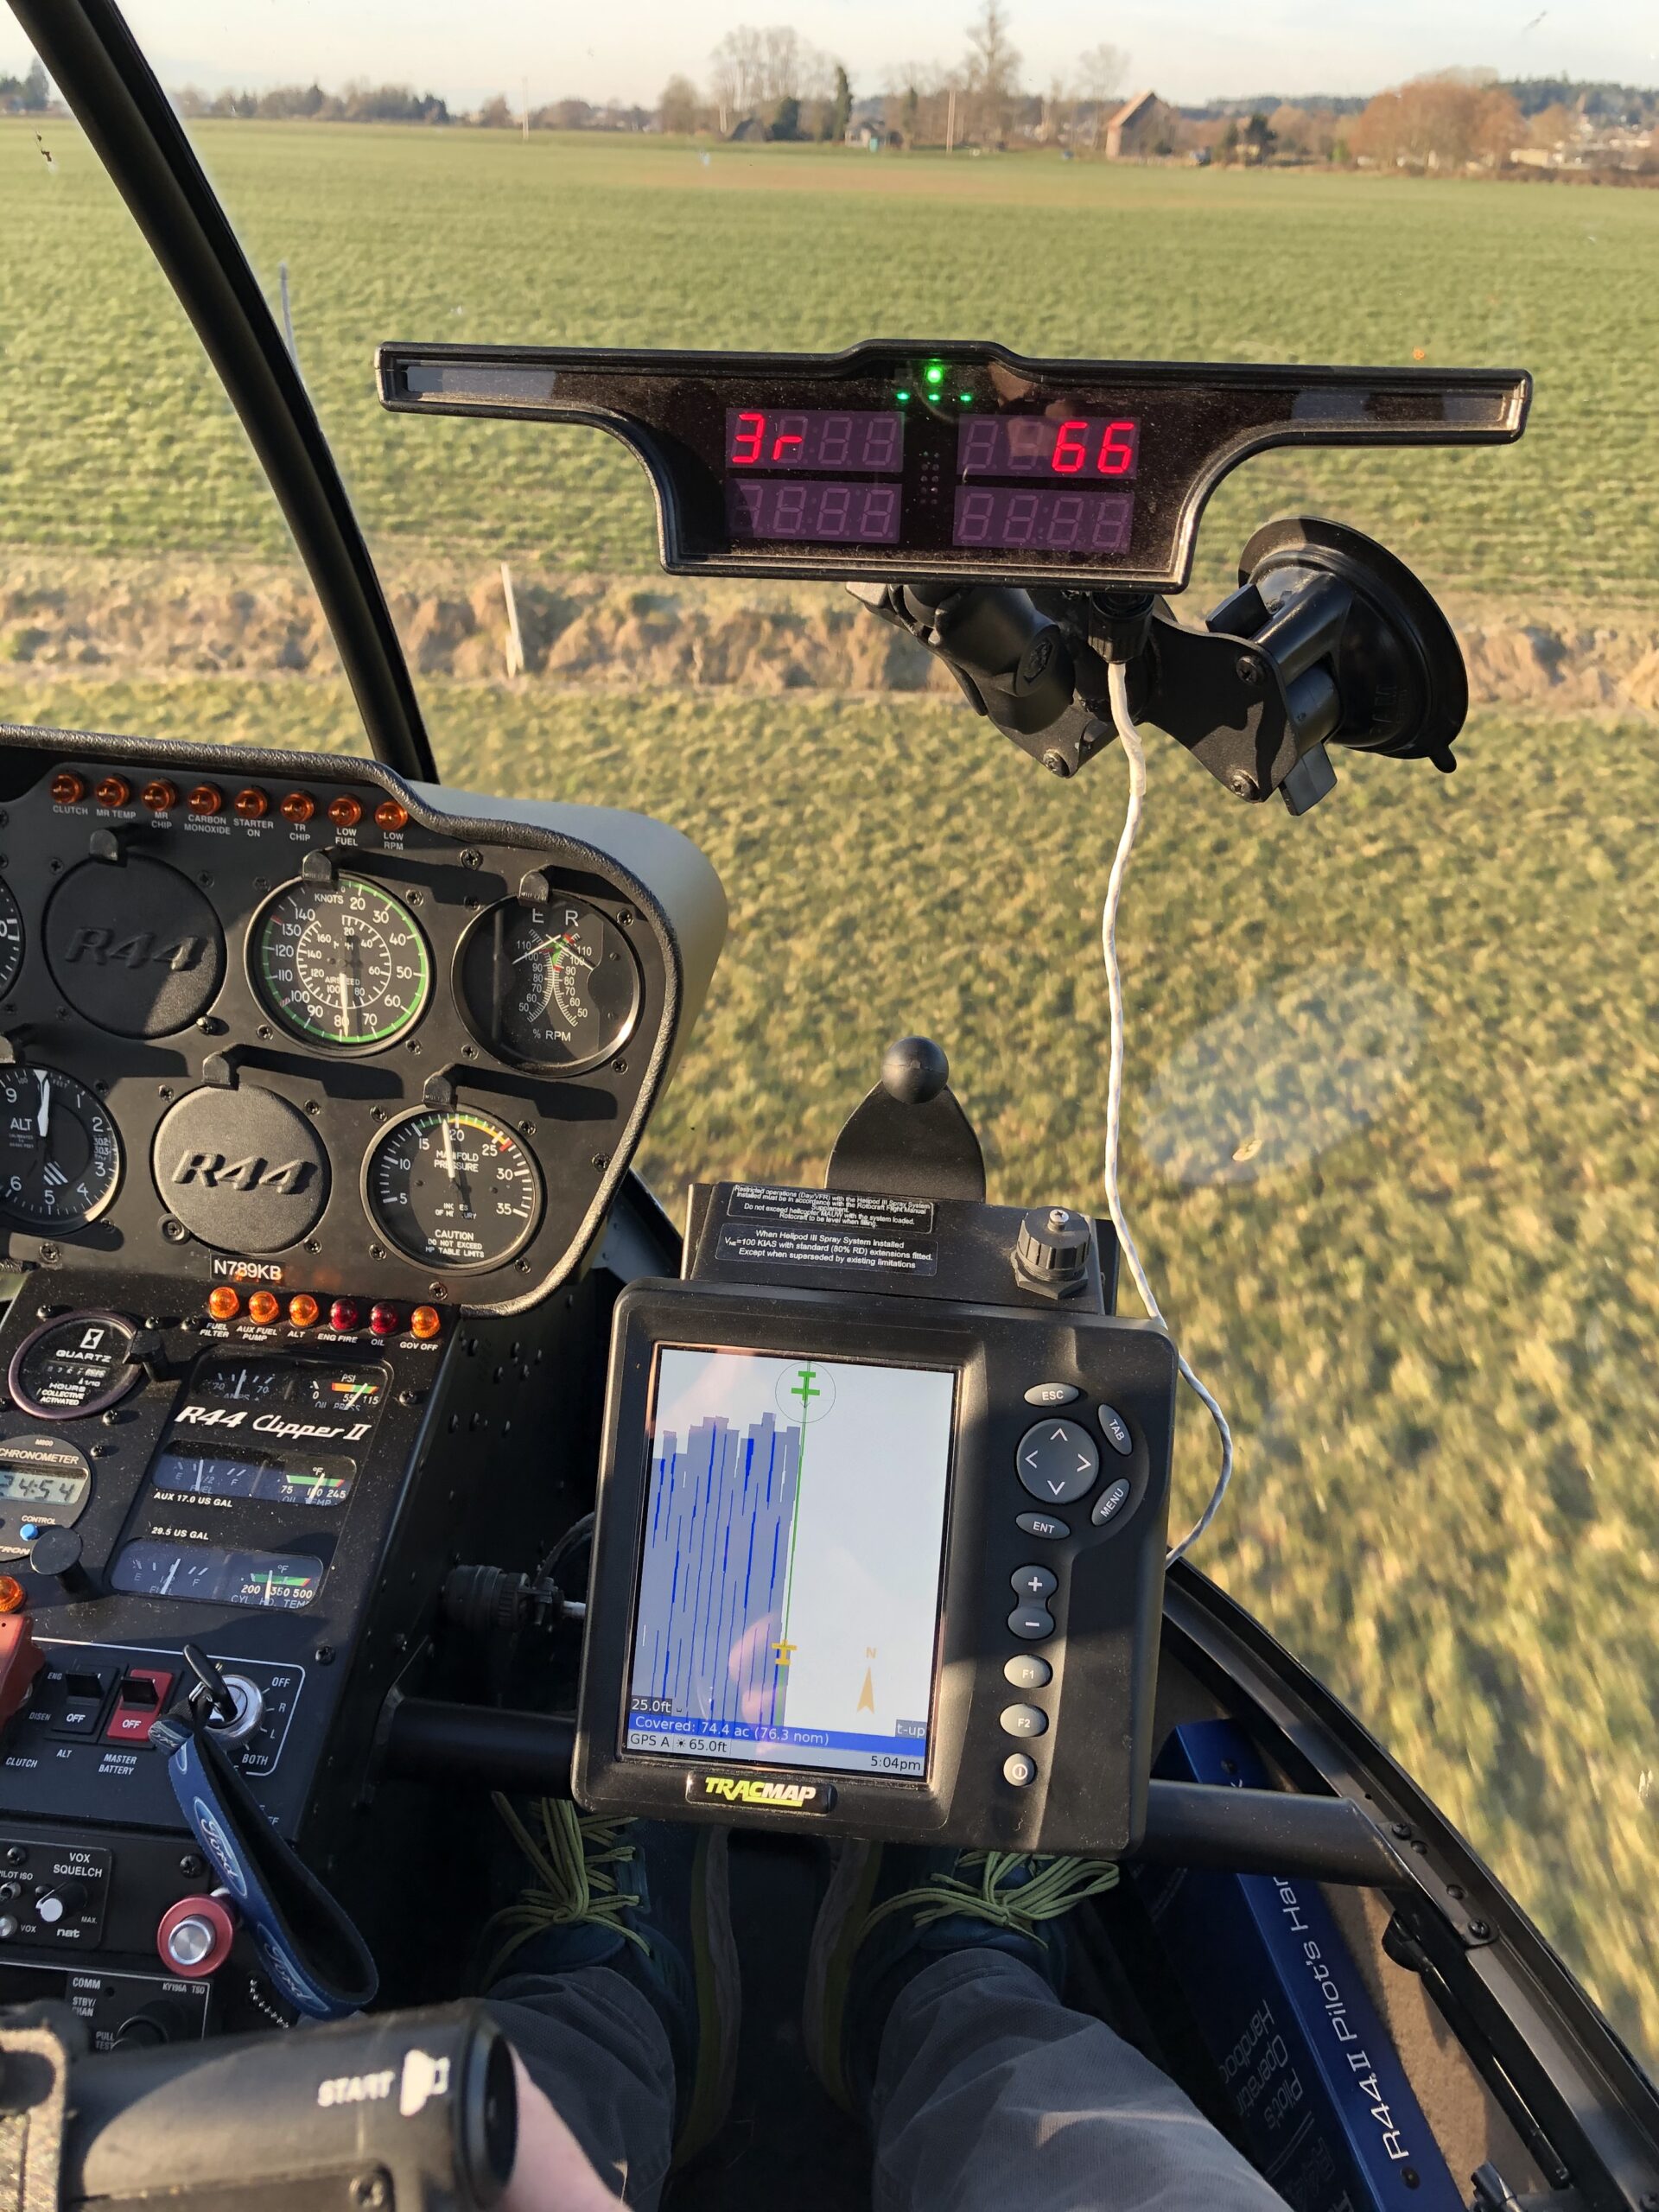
(1103, 659, 1235, 1566)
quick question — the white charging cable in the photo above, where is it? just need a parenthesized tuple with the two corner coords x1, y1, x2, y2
(1102, 660, 1235, 1565)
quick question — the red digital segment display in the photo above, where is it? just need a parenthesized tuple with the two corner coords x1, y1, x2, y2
(726, 409, 903, 472)
(958, 416, 1140, 480)
(954, 486, 1135, 554)
(728, 479, 902, 544)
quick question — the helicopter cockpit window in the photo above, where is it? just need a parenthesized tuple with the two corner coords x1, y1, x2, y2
(26, 0, 1659, 2078)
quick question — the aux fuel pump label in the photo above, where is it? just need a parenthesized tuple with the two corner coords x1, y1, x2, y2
(716, 1184, 938, 1278)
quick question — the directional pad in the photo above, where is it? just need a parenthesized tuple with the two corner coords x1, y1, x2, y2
(1015, 1418, 1099, 1505)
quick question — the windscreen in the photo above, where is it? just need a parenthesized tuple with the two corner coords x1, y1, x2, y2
(626, 1349, 955, 1776)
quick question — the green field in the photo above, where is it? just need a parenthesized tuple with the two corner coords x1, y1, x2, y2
(6, 121, 1659, 2065)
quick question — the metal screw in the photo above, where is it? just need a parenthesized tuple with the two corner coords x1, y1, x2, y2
(1228, 770, 1259, 801)
(397, 1389, 417, 1407)
(305, 1100, 321, 1116)
(372, 1105, 387, 1122)
(1235, 654, 1261, 686)
(1467, 1917, 1491, 1940)
(349, 2176, 389, 2209)
(5, 1847, 24, 1868)
(462, 1044, 476, 1058)
(197, 1016, 223, 1035)
(407, 890, 423, 907)
(429, 1282, 445, 1300)
(198, 872, 213, 887)
(590, 1154, 607, 1171)
(520, 1121, 536, 1137)
(257, 1025, 272, 1040)
(1390, 1821, 1411, 1839)
(91, 1442, 116, 1458)
(304, 1240, 321, 1255)
(37, 1244, 58, 1265)
(179, 1853, 202, 1877)
(313, 1644, 335, 1665)
(369, 1243, 385, 1262)
(612, 1058, 627, 1074)
(1040, 748, 1071, 778)
(460, 849, 483, 869)
(617, 909, 634, 928)
(162, 1217, 188, 1242)
(1446, 1883, 1465, 1899)
(158, 1084, 173, 1101)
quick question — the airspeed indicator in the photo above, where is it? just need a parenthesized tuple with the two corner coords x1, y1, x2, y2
(363, 1109, 543, 1271)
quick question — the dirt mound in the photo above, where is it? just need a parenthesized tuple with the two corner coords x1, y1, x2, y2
(4, 557, 1657, 715)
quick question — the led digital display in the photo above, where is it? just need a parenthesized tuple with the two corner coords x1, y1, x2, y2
(726, 409, 903, 472)
(0, 1466, 87, 1509)
(959, 415, 1140, 479)
(727, 479, 902, 545)
(954, 486, 1135, 554)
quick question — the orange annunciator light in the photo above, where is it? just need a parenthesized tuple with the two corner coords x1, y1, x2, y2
(0, 1578, 24, 1616)
(207, 1287, 240, 1321)
(410, 1306, 442, 1340)
(247, 1290, 281, 1325)
(288, 1294, 320, 1328)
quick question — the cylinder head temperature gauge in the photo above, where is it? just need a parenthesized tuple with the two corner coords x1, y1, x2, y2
(363, 1108, 543, 1272)
(457, 897, 641, 1072)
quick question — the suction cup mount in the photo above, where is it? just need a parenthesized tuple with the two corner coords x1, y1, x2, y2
(1130, 514, 1469, 815)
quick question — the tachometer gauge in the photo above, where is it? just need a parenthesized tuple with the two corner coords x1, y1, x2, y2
(251, 875, 430, 1050)
(0, 1065, 121, 1230)
(363, 1108, 543, 1271)
(457, 897, 641, 1071)
(0, 879, 24, 1001)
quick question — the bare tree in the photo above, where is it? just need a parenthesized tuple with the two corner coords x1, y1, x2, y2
(709, 26, 763, 133)
(1077, 41, 1126, 149)
(963, 1, 1020, 144)
(658, 74, 700, 134)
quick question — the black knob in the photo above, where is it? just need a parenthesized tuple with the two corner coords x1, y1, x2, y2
(26, 1524, 89, 1593)
(112, 2000, 189, 2049)
(880, 1036, 949, 1106)
(1014, 1206, 1091, 1298)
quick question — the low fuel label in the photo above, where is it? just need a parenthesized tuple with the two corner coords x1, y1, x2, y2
(717, 1185, 938, 1278)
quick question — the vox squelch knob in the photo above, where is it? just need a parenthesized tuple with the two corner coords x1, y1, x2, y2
(1013, 1205, 1091, 1299)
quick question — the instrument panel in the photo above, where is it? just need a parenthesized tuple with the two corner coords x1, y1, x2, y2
(377, 339, 1531, 592)
(0, 731, 725, 1313)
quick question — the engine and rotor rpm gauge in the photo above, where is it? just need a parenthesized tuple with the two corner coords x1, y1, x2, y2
(364, 1108, 543, 1271)
(457, 898, 642, 1071)
(0, 1065, 121, 1230)
(251, 875, 430, 1050)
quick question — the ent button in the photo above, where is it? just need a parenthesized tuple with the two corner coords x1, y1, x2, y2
(1016, 1420, 1099, 1504)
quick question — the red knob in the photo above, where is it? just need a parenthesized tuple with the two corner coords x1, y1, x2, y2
(157, 1892, 236, 1977)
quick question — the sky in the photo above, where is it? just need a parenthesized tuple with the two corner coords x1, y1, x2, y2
(8, 0, 1658, 112)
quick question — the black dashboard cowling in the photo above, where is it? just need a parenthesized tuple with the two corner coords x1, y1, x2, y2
(0, 725, 727, 1315)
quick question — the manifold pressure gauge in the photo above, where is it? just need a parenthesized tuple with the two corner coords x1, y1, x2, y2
(0, 1064, 121, 1229)
(457, 897, 641, 1072)
(363, 1108, 543, 1271)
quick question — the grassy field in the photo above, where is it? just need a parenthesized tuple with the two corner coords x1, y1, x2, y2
(3, 123, 1659, 606)
(6, 120, 1659, 2064)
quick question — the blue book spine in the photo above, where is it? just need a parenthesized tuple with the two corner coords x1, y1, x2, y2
(1135, 1719, 1463, 2212)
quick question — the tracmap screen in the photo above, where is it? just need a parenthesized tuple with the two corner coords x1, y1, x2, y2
(626, 1349, 956, 1777)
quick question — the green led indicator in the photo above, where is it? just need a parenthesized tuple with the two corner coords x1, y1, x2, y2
(959, 392, 973, 404)
(925, 363, 945, 386)
(895, 388, 911, 403)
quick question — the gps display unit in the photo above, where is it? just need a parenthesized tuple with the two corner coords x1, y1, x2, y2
(575, 1249, 1178, 1854)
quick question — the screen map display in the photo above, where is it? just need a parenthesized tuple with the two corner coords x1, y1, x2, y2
(626, 1349, 955, 1777)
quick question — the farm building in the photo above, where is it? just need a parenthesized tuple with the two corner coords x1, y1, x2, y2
(1105, 91, 1178, 159)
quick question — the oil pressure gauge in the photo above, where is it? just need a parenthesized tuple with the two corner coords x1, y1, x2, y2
(457, 897, 641, 1072)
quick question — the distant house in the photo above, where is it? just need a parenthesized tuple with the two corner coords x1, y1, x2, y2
(1105, 90, 1176, 160)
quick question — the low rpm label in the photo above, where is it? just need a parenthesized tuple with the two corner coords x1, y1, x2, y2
(719, 1185, 937, 1277)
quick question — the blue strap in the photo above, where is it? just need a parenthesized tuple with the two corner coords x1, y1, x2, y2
(154, 1713, 378, 2020)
